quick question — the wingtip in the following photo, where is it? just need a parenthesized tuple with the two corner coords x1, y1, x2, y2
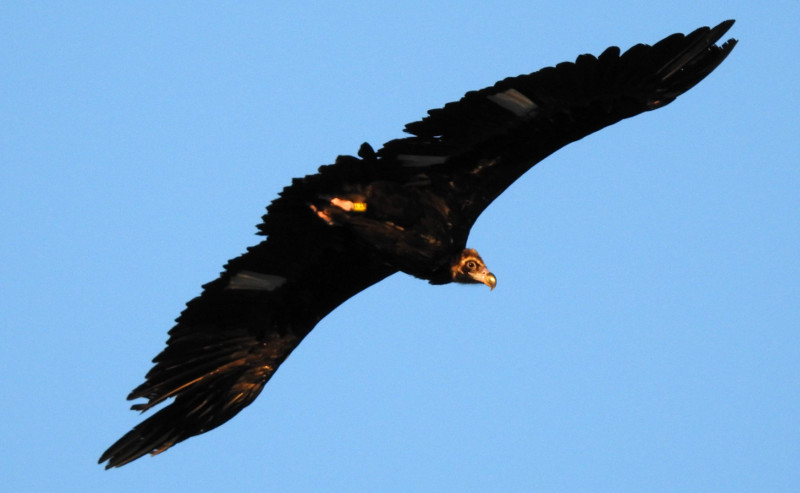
(712, 19, 736, 42)
(719, 19, 735, 29)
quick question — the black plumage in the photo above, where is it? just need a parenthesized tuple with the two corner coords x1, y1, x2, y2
(100, 21, 737, 468)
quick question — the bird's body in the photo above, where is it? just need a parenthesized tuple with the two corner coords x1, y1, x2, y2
(100, 21, 737, 468)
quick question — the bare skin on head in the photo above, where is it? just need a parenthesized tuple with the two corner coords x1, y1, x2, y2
(451, 248, 496, 289)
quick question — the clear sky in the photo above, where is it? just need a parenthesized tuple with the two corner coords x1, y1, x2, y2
(2, 2, 798, 492)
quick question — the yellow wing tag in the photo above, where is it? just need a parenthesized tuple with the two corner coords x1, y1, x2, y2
(352, 202, 367, 212)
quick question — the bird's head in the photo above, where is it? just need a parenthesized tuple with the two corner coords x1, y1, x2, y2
(451, 248, 496, 290)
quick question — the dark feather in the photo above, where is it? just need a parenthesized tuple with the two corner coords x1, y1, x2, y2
(100, 21, 736, 468)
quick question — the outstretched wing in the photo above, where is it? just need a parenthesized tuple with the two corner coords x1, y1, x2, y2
(99, 159, 396, 468)
(377, 21, 737, 240)
(101, 21, 737, 468)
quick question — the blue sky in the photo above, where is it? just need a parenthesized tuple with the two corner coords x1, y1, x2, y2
(2, 2, 798, 492)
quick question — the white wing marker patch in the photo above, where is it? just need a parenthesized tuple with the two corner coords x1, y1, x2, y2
(227, 271, 287, 291)
(487, 88, 538, 117)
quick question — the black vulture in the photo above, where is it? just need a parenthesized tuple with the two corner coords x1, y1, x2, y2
(100, 21, 737, 468)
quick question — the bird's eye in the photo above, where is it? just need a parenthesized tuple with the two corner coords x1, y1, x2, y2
(465, 260, 477, 271)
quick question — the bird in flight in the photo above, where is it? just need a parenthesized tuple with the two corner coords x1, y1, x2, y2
(100, 21, 737, 468)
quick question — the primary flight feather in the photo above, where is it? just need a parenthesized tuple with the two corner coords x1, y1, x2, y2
(100, 21, 737, 468)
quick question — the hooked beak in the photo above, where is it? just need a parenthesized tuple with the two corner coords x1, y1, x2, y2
(477, 271, 497, 290)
